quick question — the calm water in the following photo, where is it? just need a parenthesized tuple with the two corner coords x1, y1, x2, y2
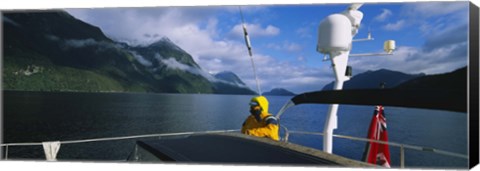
(2, 91, 468, 168)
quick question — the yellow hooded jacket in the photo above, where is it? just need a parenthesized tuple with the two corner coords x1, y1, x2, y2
(241, 96, 280, 141)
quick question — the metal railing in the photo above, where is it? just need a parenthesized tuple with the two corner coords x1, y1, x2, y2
(280, 129, 468, 168)
(0, 129, 238, 160)
(0, 128, 468, 168)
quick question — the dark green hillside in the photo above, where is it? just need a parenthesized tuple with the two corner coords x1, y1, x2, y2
(395, 67, 467, 90)
(3, 11, 158, 92)
(212, 71, 256, 95)
(322, 69, 425, 90)
(2, 10, 247, 94)
(2, 40, 153, 92)
(3, 59, 125, 92)
(212, 82, 256, 95)
(263, 88, 296, 96)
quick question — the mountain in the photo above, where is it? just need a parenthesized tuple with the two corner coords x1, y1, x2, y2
(212, 71, 256, 95)
(3, 11, 146, 92)
(322, 69, 425, 90)
(395, 67, 467, 90)
(125, 38, 216, 93)
(130, 37, 200, 68)
(214, 71, 247, 87)
(263, 88, 296, 96)
(2, 11, 252, 94)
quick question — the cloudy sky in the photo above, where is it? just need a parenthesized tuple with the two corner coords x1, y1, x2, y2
(65, 2, 469, 94)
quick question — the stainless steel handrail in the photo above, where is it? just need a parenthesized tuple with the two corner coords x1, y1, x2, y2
(0, 129, 239, 160)
(1, 128, 468, 168)
(283, 130, 468, 168)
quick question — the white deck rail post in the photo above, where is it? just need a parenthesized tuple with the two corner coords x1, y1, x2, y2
(400, 145, 405, 168)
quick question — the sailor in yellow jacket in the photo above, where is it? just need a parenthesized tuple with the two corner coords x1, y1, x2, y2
(241, 96, 280, 141)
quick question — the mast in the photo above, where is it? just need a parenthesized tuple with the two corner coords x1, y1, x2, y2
(317, 4, 395, 153)
(317, 4, 364, 153)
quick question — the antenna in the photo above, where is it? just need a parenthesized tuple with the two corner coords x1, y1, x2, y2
(239, 6, 262, 95)
(348, 3, 363, 10)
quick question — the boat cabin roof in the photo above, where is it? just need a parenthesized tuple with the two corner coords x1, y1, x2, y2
(128, 133, 376, 167)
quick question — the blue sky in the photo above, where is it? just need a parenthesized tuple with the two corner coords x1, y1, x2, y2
(65, 2, 469, 94)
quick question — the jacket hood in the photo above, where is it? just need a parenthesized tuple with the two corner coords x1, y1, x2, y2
(250, 96, 269, 114)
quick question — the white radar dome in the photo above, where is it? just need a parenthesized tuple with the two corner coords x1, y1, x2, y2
(317, 14, 353, 54)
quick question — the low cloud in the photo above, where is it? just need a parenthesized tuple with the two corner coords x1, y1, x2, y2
(374, 9, 392, 22)
(45, 35, 115, 51)
(143, 33, 160, 39)
(160, 57, 214, 80)
(64, 38, 98, 48)
(383, 20, 406, 31)
(130, 51, 153, 67)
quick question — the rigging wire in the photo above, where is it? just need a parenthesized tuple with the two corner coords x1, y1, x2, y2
(239, 6, 262, 95)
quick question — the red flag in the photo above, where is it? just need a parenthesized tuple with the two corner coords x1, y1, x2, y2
(362, 105, 391, 167)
